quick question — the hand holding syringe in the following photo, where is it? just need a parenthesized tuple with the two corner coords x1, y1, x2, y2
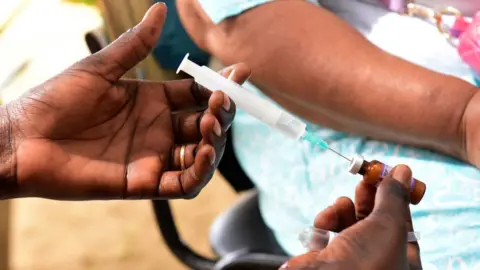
(177, 54, 426, 204)
(177, 54, 343, 154)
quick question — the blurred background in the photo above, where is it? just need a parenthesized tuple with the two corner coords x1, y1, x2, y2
(0, 0, 239, 269)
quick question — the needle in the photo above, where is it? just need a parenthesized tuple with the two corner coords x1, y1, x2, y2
(328, 147, 351, 162)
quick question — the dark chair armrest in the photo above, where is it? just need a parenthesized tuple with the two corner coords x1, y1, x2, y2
(151, 200, 217, 270)
(217, 128, 255, 192)
(210, 190, 287, 257)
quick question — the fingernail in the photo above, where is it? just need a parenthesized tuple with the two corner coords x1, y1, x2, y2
(142, 2, 165, 22)
(208, 149, 216, 165)
(220, 66, 233, 77)
(213, 120, 222, 137)
(280, 262, 288, 269)
(227, 69, 236, 81)
(392, 165, 411, 189)
(222, 94, 231, 111)
(142, 3, 157, 22)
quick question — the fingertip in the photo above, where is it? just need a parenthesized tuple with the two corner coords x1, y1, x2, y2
(208, 91, 224, 112)
(334, 196, 354, 207)
(207, 146, 216, 165)
(97, 0, 166, 80)
(142, 2, 167, 24)
(232, 62, 252, 81)
(222, 92, 231, 111)
(333, 197, 356, 229)
(355, 180, 374, 197)
(200, 111, 222, 137)
(391, 164, 412, 190)
(138, 2, 167, 47)
(196, 144, 216, 166)
(314, 205, 339, 232)
(220, 63, 252, 83)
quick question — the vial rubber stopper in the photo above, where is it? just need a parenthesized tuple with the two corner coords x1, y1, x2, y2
(348, 154, 364, 175)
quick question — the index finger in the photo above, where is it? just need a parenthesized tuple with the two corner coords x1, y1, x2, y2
(162, 63, 251, 111)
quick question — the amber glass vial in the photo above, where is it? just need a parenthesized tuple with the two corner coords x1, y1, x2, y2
(348, 155, 426, 205)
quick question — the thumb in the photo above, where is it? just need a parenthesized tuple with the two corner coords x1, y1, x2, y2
(79, 3, 167, 81)
(370, 165, 412, 228)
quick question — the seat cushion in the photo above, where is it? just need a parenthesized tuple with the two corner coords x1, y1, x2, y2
(209, 190, 287, 256)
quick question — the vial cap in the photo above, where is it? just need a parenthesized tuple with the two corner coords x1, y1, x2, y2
(410, 180, 427, 205)
(348, 154, 364, 174)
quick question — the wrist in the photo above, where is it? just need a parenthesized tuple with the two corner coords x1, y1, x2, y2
(0, 106, 17, 199)
(461, 86, 480, 166)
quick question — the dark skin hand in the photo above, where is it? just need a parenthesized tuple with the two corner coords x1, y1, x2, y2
(282, 165, 422, 270)
(0, 3, 251, 200)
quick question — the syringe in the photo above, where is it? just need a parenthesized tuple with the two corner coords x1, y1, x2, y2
(177, 54, 349, 161)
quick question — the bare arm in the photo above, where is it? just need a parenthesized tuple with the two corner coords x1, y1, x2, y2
(177, 0, 479, 161)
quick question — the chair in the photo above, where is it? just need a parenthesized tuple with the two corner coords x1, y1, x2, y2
(151, 128, 290, 270)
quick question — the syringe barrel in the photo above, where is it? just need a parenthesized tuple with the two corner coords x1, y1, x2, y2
(178, 54, 306, 140)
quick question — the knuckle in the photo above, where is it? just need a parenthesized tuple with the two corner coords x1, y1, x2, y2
(195, 112, 204, 134)
(75, 54, 106, 74)
(191, 82, 209, 107)
(193, 145, 199, 157)
(120, 26, 151, 61)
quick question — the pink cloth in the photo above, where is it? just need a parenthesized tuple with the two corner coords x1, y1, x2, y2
(458, 12, 480, 74)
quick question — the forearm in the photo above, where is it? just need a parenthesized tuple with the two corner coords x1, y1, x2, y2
(179, 0, 478, 160)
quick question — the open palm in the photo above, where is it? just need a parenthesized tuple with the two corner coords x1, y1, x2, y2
(0, 3, 250, 200)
